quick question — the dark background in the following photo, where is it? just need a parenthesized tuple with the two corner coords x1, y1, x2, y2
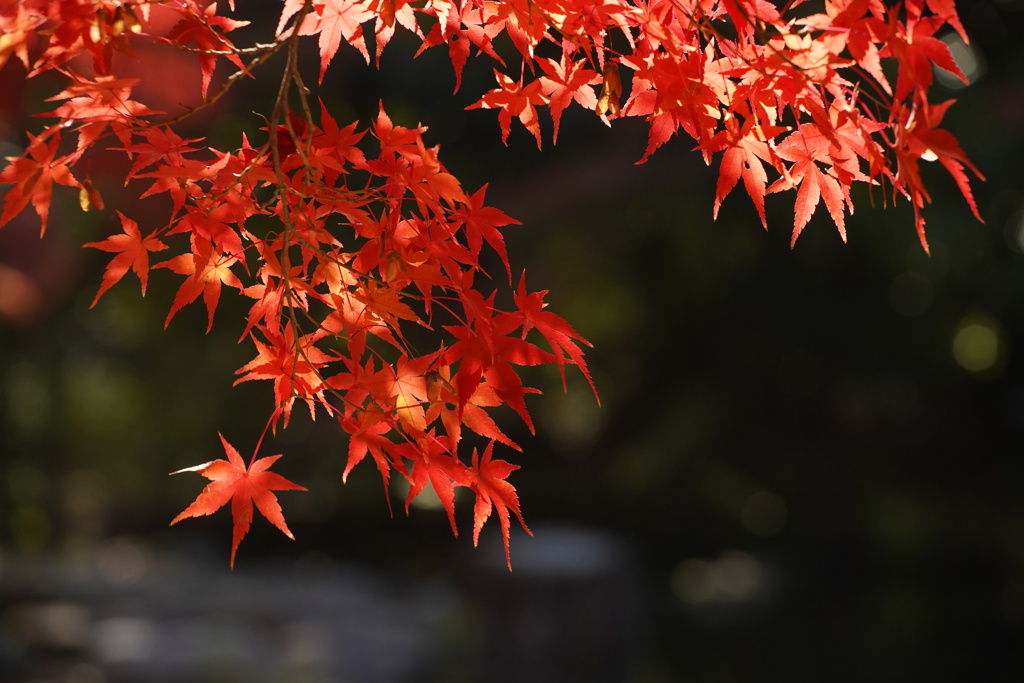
(2, 1, 1024, 681)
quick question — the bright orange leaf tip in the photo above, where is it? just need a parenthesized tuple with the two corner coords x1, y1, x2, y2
(170, 434, 306, 568)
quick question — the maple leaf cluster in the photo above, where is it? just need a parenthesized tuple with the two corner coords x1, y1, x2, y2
(0, 0, 979, 566)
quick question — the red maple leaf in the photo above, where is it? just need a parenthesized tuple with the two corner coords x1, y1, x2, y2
(893, 99, 984, 250)
(165, 3, 250, 99)
(83, 212, 168, 306)
(468, 442, 530, 570)
(888, 14, 967, 101)
(769, 123, 855, 245)
(155, 240, 244, 331)
(42, 74, 160, 152)
(171, 434, 306, 568)
(443, 311, 551, 433)
(0, 131, 79, 235)
(339, 405, 400, 504)
(513, 275, 597, 400)
(0, 2, 41, 72)
(424, 364, 522, 451)
(414, 0, 504, 92)
(397, 432, 469, 535)
(235, 321, 332, 427)
(537, 55, 600, 144)
(703, 116, 788, 229)
(364, 354, 436, 433)
(467, 70, 549, 148)
(282, 0, 376, 80)
(451, 184, 519, 280)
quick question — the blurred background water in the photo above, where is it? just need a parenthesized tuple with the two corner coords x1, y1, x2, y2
(3, 1, 1024, 681)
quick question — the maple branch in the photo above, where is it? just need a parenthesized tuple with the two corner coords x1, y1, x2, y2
(149, 39, 287, 130)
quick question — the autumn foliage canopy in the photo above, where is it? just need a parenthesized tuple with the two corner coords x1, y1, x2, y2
(0, 0, 980, 567)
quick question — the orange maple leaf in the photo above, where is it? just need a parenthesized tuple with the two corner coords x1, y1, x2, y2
(171, 434, 306, 568)
(83, 212, 168, 306)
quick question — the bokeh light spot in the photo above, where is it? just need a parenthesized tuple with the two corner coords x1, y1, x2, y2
(936, 33, 985, 89)
(671, 550, 764, 605)
(952, 315, 1003, 373)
